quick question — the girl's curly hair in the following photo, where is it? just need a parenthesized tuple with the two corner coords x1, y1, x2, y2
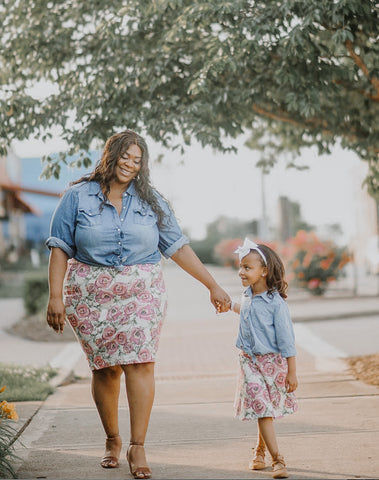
(255, 244, 288, 299)
(72, 130, 166, 226)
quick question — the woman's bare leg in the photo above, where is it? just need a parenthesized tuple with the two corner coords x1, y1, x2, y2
(92, 366, 123, 467)
(123, 362, 155, 478)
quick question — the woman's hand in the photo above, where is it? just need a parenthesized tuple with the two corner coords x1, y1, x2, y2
(46, 297, 66, 334)
(210, 285, 231, 313)
(285, 371, 298, 393)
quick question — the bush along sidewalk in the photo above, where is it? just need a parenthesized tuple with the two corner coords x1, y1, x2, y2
(0, 386, 19, 478)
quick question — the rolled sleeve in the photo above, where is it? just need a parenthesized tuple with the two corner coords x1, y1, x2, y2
(156, 194, 189, 258)
(46, 236, 75, 258)
(274, 302, 297, 358)
(45, 187, 78, 258)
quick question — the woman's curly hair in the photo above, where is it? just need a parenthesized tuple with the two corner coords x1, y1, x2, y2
(255, 244, 288, 299)
(72, 130, 166, 226)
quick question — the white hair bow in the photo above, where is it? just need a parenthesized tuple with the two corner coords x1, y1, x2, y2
(234, 238, 267, 265)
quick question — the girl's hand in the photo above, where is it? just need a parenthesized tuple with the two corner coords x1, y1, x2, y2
(285, 371, 298, 393)
(46, 297, 66, 334)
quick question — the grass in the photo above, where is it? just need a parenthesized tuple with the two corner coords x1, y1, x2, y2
(0, 364, 57, 402)
(0, 419, 19, 479)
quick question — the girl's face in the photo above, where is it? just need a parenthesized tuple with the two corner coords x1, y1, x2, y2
(238, 251, 268, 291)
(114, 144, 142, 186)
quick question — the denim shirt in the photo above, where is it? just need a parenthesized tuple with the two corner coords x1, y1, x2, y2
(46, 180, 189, 270)
(236, 288, 296, 359)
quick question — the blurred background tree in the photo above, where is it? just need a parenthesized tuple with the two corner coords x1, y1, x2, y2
(0, 0, 378, 191)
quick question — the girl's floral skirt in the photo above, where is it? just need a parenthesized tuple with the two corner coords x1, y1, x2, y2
(234, 352, 298, 421)
(63, 259, 167, 370)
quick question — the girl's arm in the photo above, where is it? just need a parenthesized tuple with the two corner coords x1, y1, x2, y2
(46, 247, 69, 333)
(285, 356, 298, 393)
(171, 244, 231, 312)
(230, 301, 241, 315)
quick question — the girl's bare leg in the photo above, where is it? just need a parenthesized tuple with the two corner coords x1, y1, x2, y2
(257, 417, 279, 458)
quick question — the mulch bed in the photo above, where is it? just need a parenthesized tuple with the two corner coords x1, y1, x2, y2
(8, 313, 76, 342)
(346, 353, 379, 387)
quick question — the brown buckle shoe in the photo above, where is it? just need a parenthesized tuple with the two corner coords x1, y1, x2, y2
(249, 444, 266, 470)
(272, 454, 288, 478)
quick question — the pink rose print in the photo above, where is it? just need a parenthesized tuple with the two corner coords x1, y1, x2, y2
(252, 399, 266, 416)
(275, 372, 286, 387)
(112, 282, 129, 298)
(246, 382, 262, 397)
(284, 396, 297, 410)
(106, 306, 123, 322)
(131, 279, 146, 296)
(76, 303, 90, 319)
(95, 291, 113, 304)
(243, 397, 253, 410)
(102, 326, 116, 340)
(78, 319, 94, 335)
(77, 264, 91, 278)
(262, 389, 270, 402)
(274, 355, 284, 367)
(65, 296, 72, 307)
(95, 272, 113, 289)
(65, 284, 82, 300)
(262, 361, 275, 377)
(81, 341, 94, 356)
(89, 310, 100, 322)
(138, 348, 153, 362)
(67, 313, 79, 328)
(130, 327, 146, 346)
(137, 305, 155, 321)
(105, 341, 118, 355)
(140, 264, 154, 271)
(121, 265, 131, 275)
(270, 391, 281, 408)
(87, 283, 96, 294)
(116, 332, 128, 345)
(93, 356, 107, 369)
(123, 342, 134, 354)
(124, 302, 137, 315)
(137, 292, 153, 303)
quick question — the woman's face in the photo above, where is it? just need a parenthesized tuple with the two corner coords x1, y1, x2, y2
(114, 144, 142, 186)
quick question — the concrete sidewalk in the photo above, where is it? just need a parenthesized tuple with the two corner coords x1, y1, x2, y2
(2, 264, 379, 479)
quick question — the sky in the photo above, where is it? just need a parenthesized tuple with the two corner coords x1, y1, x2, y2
(12, 131, 368, 245)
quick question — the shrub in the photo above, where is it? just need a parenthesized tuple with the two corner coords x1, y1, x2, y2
(23, 276, 49, 315)
(0, 386, 19, 479)
(284, 230, 352, 295)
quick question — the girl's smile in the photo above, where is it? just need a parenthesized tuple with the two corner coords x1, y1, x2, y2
(239, 251, 268, 293)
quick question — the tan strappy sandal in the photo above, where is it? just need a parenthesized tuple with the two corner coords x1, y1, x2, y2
(249, 443, 266, 470)
(100, 434, 122, 468)
(126, 442, 152, 479)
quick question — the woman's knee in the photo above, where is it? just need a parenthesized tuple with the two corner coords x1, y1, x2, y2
(122, 362, 155, 377)
(93, 365, 123, 381)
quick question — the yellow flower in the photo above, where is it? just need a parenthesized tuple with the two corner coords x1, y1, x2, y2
(0, 399, 19, 422)
(0, 386, 6, 394)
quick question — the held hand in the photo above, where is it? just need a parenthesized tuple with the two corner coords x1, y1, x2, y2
(46, 297, 66, 334)
(285, 371, 298, 393)
(210, 285, 231, 314)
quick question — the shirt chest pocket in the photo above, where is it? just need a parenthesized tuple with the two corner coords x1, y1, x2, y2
(78, 207, 103, 227)
(133, 206, 156, 226)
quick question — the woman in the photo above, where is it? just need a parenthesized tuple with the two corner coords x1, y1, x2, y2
(46, 130, 230, 479)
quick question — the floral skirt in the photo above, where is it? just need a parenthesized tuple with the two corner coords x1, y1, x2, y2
(234, 352, 298, 421)
(63, 259, 167, 370)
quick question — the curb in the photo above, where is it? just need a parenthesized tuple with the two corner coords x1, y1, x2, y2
(292, 309, 379, 323)
(49, 342, 83, 387)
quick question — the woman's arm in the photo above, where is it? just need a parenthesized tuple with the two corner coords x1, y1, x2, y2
(171, 244, 231, 312)
(46, 247, 69, 333)
(285, 356, 298, 393)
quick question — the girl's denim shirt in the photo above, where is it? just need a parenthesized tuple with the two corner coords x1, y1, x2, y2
(236, 288, 296, 359)
(46, 180, 189, 270)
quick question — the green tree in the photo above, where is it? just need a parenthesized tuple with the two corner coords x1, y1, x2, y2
(1, 1, 378, 190)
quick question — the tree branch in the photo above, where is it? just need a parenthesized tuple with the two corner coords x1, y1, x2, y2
(345, 40, 379, 102)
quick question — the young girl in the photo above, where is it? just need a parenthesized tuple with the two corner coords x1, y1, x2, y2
(228, 238, 298, 479)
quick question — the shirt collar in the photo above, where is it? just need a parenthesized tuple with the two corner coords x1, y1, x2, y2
(88, 180, 137, 197)
(244, 287, 276, 303)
